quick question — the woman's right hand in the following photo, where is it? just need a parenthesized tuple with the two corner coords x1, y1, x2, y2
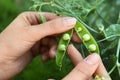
(62, 44, 111, 80)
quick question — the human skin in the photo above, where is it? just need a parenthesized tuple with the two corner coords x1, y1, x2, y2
(64, 44, 111, 80)
(0, 12, 110, 80)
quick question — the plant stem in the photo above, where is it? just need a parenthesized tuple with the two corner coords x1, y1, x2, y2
(108, 38, 120, 75)
(98, 34, 120, 42)
(54, 0, 99, 34)
(116, 38, 120, 76)
(117, 12, 120, 24)
(108, 64, 117, 75)
(116, 39, 120, 60)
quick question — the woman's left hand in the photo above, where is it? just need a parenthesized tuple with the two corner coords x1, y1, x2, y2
(0, 12, 76, 79)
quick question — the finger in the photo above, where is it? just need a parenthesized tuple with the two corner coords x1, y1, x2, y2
(41, 51, 50, 62)
(30, 17, 76, 41)
(94, 58, 110, 78)
(40, 46, 49, 54)
(31, 41, 40, 57)
(40, 37, 57, 46)
(40, 45, 50, 62)
(63, 54, 100, 80)
(48, 37, 57, 47)
(19, 12, 59, 25)
(67, 44, 94, 80)
(67, 44, 83, 66)
(71, 32, 82, 44)
(40, 37, 50, 46)
(40, 37, 57, 59)
(40, 12, 59, 21)
(89, 77, 93, 80)
(49, 45, 57, 59)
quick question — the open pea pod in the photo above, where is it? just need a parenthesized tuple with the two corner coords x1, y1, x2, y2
(74, 21, 100, 54)
(56, 21, 99, 68)
(56, 29, 73, 68)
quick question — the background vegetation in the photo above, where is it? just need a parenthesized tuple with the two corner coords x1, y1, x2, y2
(0, 0, 120, 80)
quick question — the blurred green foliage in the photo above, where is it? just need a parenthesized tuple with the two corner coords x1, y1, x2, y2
(13, 56, 73, 80)
(0, 0, 120, 80)
(0, 0, 31, 31)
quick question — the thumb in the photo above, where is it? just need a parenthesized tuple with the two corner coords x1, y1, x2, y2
(63, 54, 100, 80)
(30, 17, 76, 41)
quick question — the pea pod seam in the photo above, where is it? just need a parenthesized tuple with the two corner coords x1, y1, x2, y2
(74, 21, 99, 54)
(56, 29, 73, 68)
(56, 21, 100, 68)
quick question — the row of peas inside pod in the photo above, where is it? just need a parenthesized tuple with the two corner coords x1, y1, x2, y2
(56, 21, 99, 68)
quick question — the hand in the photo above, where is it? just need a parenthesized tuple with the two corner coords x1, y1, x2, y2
(63, 44, 111, 80)
(0, 12, 76, 79)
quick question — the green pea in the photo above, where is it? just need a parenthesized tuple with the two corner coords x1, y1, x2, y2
(56, 29, 73, 68)
(58, 44, 66, 51)
(82, 34, 91, 41)
(77, 27, 82, 32)
(88, 44, 96, 52)
(56, 21, 99, 68)
(94, 74, 111, 80)
(63, 33, 70, 40)
(74, 21, 99, 54)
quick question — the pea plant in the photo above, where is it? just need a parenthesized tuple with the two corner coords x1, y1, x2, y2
(56, 21, 100, 68)
(30, 0, 120, 79)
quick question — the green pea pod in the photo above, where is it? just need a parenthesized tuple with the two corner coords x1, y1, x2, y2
(56, 29, 73, 68)
(94, 74, 111, 80)
(74, 21, 100, 54)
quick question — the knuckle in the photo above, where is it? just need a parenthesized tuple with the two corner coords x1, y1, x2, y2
(49, 20, 60, 32)
(18, 11, 34, 18)
(19, 12, 28, 17)
(60, 18, 67, 27)
(49, 18, 65, 32)
(75, 63, 90, 78)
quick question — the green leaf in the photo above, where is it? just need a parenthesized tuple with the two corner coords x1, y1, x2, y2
(104, 24, 120, 41)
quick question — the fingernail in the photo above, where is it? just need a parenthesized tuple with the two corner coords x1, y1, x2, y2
(64, 17, 76, 27)
(84, 53, 100, 65)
